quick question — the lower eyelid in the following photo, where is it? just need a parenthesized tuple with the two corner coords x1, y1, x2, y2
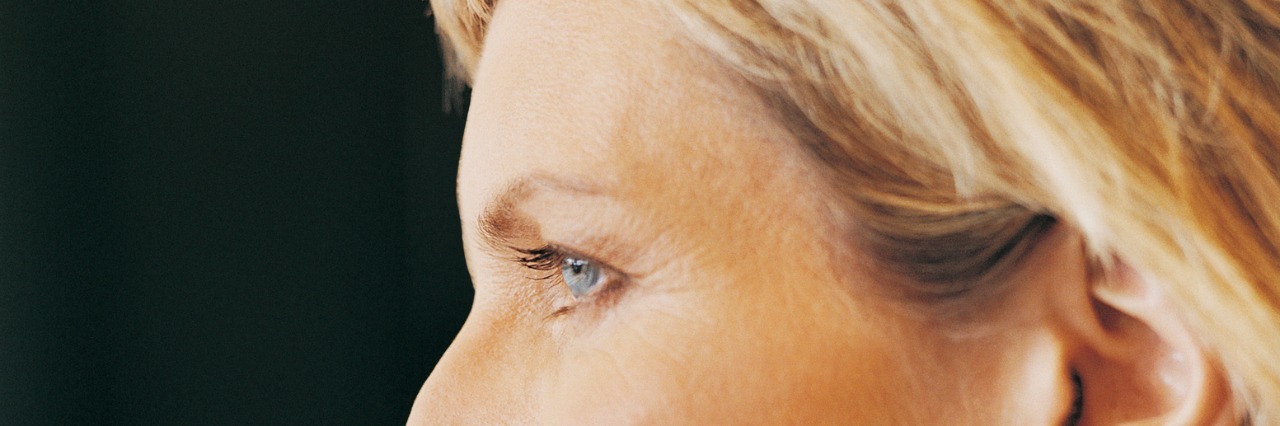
(544, 304, 577, 320)
(581, 271, 628, 305)
(550, 272, 628, 321)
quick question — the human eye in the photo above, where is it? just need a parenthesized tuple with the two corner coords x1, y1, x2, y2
(514, 245, 621, 302)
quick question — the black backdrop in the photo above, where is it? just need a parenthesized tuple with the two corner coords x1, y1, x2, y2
(2, 1, 472, 423)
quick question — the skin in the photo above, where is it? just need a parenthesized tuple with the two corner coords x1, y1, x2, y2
(409, 0, 1230, 423)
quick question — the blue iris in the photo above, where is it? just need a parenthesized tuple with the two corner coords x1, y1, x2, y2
(561, 257, 603, 298)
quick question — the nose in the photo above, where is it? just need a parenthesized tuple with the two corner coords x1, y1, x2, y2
(405, 313, 540, 424)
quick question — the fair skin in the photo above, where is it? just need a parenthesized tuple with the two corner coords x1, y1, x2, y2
(410, 0, 1230, 423)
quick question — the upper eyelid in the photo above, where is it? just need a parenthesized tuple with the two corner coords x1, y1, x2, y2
(471, 174, 648, 281)
(477, 207, 645, 281)
(555, 243, 635, 282)
(513, 243, 622, 278)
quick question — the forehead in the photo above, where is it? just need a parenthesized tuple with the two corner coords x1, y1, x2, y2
(457, 0, 825, 257)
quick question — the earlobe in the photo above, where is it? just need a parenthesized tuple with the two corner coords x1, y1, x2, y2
(1062, 260, 1236, 424)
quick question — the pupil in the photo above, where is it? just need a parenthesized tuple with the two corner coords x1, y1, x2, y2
(567, 258, 586, 274)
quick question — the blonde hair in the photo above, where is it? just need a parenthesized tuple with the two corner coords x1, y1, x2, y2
(434, 0, 1280, 420)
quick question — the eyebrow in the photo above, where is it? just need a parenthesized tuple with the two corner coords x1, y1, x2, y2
(475, 173, 603, 249)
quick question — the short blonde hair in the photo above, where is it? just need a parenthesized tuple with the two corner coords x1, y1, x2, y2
(434, 0, 1280, 420)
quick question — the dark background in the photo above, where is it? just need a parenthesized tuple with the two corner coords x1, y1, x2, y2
(2, 1, 472, 423)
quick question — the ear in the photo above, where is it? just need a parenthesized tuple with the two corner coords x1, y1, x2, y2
(1047, 253, 1236, 424)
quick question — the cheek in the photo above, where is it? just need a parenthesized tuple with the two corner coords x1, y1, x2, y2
(538, 273, 935, 423)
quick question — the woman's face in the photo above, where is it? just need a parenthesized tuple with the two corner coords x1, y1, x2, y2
(410, 0, 1085, 422)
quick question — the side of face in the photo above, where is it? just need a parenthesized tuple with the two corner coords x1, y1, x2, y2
(408, 0, 1223, 423)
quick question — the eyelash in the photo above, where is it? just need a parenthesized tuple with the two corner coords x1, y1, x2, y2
(513, 245, 624, 316)
(514, 245, 566, 280)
